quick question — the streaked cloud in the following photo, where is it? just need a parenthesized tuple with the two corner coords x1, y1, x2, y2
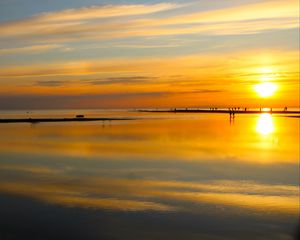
(0, 0, 298, 49)
(35, 3, 179, 22)
(0, 48, 298, 108)
(0, 90, 225, 110)
(33, 76, 156, 87)
(1, 50, 297, 79)
(0, 3, 181, 38)
(150, 0, 299, 25)
(35, 80, 65, 87)
(0, 44, 62, 55)
(85, 76, 157, 85)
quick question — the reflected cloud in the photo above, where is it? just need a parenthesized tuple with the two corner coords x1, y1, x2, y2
(0, 113, 298, 240)
(0, 176, 298, 215)
(0, 114, 298, 216)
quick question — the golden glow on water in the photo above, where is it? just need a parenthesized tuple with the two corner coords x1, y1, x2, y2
(0, 112, 299, 216)
(0, 114, 298, 164)
(256, 114, 274, 135)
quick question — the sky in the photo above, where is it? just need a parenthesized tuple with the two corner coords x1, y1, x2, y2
(0, 0, 299, 109)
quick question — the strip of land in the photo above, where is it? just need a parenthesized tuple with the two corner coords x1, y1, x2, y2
(0, 117, 135, 123)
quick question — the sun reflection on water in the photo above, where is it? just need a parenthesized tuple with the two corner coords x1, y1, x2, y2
(256, 113, 274, 135)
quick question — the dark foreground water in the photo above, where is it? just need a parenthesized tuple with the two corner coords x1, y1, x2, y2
(0, 110, 299, 240)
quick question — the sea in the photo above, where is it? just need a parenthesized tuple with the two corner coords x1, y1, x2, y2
(0, 109, 299, 240)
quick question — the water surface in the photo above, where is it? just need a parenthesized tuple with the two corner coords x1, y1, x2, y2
(0, 110, 299, 240)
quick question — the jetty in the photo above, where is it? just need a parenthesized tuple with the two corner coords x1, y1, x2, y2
(138, 109, 300, 115)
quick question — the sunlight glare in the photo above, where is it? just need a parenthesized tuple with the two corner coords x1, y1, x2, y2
(256, 114, 274, 135)
(254, 82, 277, 97)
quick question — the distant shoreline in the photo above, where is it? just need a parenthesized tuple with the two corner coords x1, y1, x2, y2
(0, 117, 135, 123)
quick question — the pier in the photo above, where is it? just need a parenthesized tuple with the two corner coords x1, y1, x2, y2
(138, 109, 300, 115)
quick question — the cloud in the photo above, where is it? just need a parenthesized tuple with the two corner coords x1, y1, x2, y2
(35, 80, 66, 86)
(189, 89, 224, 94)
(85, 76, 157, 85)
(33, 76, 156, 88)
(0, 92, 167, 109)
(0, 0, 298, 49)
(0, 89, 227, 109)
(0, 50, 298, 80)
(0, 44, 62, 55)
(149, 0, 299, 25)
(0, 3, 180, 37)
(0, 49, 298, 109)
(39, 3, 179, 22)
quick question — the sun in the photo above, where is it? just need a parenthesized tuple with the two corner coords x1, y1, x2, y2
(254, 82, 277, 97)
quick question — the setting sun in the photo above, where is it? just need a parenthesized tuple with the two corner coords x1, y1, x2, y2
(254, 82, 278, 98)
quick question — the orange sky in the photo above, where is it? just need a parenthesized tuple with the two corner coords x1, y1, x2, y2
(0, 0, 299, 109)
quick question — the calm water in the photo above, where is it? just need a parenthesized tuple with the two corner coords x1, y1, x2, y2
(0, 110, 299, 240)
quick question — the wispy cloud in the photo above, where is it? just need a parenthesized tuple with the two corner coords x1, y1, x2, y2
(149, 0, 299, 25)
(0, 44, 62, 55)
(35, 80, 65, 87)
(41, 3, 179, 21)
(0, 3, 181, 38)
(0, 50, 298, 80)
(0, 0, 298, 50)
(0, 92, 168, 109)
(85, 76, 157, 85)
(33, 76, 156, 88)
